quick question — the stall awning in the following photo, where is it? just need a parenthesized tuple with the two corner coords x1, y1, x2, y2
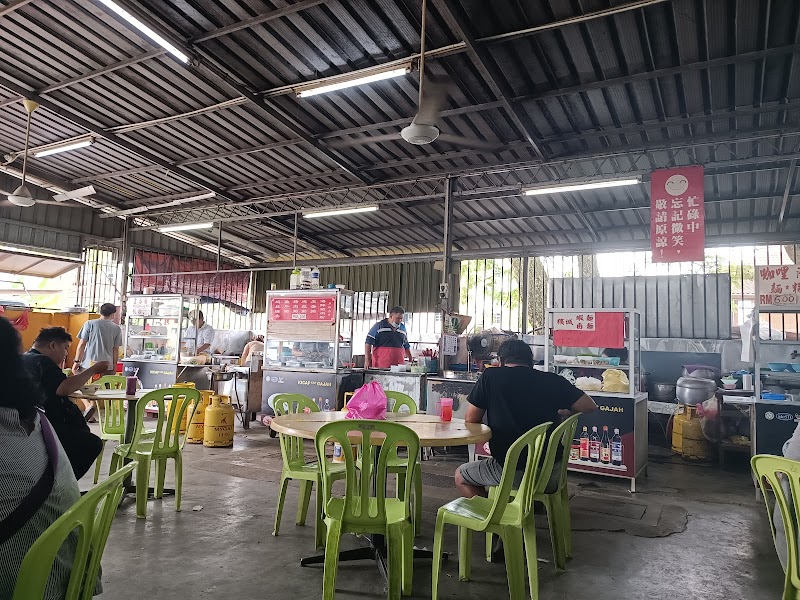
(0, 245, 82, 278)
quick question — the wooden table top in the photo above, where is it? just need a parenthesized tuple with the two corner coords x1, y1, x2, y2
(68, 389, 151, 402)
(270, 412, 491, 448)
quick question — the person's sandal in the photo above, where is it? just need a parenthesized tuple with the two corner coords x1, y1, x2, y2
(83, 405, 97, 422)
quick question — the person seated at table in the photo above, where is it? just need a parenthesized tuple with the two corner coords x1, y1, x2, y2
(0, 317, 100, 598)
(21, 327, 106, 480)
(455, 339, 597, 500)
(602, 347, 629, 364)
(240, 335, 264, 366)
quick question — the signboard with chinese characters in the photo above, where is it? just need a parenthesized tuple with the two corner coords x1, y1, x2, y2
(552, 311, 624, 348)
(650, 166, 705, 262)
(756, 265, 800, 308)
(128, 295, 153, 317)
(269, 294, 337, 322)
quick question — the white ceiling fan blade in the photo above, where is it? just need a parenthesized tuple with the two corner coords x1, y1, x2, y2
(36, 199, 85, 208)
(414, 79, 451, 126)
(52, 185, 95, 202)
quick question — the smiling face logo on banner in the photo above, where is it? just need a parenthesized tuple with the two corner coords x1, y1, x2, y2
(650, 166, 705, 263)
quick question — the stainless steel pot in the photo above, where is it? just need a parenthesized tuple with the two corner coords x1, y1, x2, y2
(650, 382, 677, 402)
(676, 376, 717, 404)
(681, 365, 721, 381)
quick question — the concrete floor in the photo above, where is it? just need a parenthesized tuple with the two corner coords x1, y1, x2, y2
(83, 423, 785, 599)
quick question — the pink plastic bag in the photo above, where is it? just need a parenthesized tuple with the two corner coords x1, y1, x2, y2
(345, 381, 387, 420)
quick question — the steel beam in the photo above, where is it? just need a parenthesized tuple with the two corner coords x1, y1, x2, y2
(779, 160, 798, 231)
(190, 0, 326, 43)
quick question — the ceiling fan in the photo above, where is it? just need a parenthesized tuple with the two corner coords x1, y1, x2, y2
(328, 0, 504, 153)
(3, 99, 97, 208)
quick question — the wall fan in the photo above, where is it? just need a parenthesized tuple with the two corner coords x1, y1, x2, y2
(3, 99, 97, 208)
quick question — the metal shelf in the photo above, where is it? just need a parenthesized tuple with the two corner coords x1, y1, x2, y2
(127, 315, 182, 320)
(127, 335, 171, 339)
(554, 362, 622, 370)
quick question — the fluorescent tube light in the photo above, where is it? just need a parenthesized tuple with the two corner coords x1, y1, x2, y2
(297, 67, 410, 98)
(97, 0, 189, 63)
(523, 178, 641, 196)
(33, 137, 95, 158)
(158, 222, 214, 232)
(303, 206, 379, 219)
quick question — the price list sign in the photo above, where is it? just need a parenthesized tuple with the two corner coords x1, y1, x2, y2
(650, 165, 705, 262)
(553, 312, 624, 348)
(757, 265, 800, 308)
(270, 295, 336, 322)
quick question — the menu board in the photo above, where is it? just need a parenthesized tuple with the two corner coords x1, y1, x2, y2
(756, 265, 800, 308)
(270, 295, 336, 322)
(128, 295, 153, 317)
(552, 311, 624, 348)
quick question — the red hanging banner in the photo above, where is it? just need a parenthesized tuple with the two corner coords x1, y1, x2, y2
(552, 312, 625, 348)
(650, 165, 705, 262)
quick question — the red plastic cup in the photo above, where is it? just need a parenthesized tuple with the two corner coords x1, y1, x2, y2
(439, 397, 453, 422)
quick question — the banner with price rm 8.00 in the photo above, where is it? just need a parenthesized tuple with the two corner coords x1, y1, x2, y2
(553, 312, 625, 348)
(756, 265, 800, 308)
(650, 165, 705, 263)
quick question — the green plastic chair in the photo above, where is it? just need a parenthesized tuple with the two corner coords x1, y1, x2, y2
(485, 414, 580, 572)
(94, 374, 128, 390)
(273, 393, 345, 549)
(316, 419, 419, 599)
(109, 387, 201, 519)
(12, 462, 136, 600)
(752, 454, 800, 600)
(384, 391, 423, 536)
(431, 422, 551, 600)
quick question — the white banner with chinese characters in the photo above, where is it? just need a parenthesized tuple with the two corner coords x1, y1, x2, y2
(756, 265, 800, 308)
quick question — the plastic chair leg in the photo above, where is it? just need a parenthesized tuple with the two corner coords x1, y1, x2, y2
(485, 487, 497, 562)
(387, 523, 404, 600)
(501, 526, 525, 600)
(154, 458, 167, 499)
(522, 520, 540, 600)
(413, 463, 422, 537)
(396, 471, 406, 500)
(109, 452, 120, 476)
(431, 512, 446, 600)
(322, 518, 343, 600)
(297, 479, 313, 526)
(273, 476, 290, 536)
(314, 478, 326, 549)
(174, 452, 183, 512)
(544, 496, 565, 572)
(560, 486, 573, 559)
(458, 526, 473, 581)
(93, 440, 106, 484)
(401, 523, 414, 596)
(135, 456, 151, 519)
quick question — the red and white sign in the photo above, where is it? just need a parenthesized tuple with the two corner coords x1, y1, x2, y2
(756, 265, 800, 308)
(553, 311, 624, 348)
(650, 166, 705, 262)
(269, 295, 336, 322)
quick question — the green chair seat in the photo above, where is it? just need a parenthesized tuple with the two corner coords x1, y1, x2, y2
(12, 462, 136, 600)
(432, 421, 551, 600)
(273, 393, 346, 550)
(109, 387, 201, 519)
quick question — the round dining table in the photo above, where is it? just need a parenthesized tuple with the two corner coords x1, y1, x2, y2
(270, 411, 491, 579)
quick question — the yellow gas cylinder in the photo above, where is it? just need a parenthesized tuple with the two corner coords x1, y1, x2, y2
(187, 389, 213, 444)
(671, 405, 687, 454)
(169, 382, 196, 434)
(680, 405, 712, 461)
(203, 394, 234, 447)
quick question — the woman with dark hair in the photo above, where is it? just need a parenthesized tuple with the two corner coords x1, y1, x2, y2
(0, 317, 84, 598)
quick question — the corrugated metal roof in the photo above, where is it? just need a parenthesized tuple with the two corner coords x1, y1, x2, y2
(0, 0, 798, 262)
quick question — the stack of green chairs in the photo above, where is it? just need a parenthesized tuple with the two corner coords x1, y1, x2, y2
(316, 420, 419, 599)
(12, 462, 136, 600)
(90, 375, 142, 484)
(431, 422, 551, 600)
(272, 393, 345, 549)
(110, 387, 200, 519)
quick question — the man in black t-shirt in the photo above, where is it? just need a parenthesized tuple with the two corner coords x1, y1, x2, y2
(455, 339, 597, 500)
(22, 327, 106, 479)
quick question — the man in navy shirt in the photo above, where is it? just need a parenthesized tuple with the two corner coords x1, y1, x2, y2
(364, 306, 413, 369)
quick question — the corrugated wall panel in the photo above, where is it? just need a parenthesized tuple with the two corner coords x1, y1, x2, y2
(550, 274, 732, 339)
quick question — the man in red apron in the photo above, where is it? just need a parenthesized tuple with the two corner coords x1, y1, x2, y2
(364, 306, 413, 369)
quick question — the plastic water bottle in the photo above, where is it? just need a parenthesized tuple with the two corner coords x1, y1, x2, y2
(322, 398, 331, 411)
(289, 268, 301, 290)
(311, 267, 320, 289)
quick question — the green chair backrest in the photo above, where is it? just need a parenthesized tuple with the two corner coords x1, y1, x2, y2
(384, 391, 417, 414)
(98, 399, 126, 437)
(316, 420, 420, 527)
(535, 414, 580, 495)
(94, 375, 127, 390)
(483, 422, 551, 529)
(274, 394, 319, 470)
(12, 462, 136, 600)
(129, 388, 201, 456)
(752, 454, 800, 591)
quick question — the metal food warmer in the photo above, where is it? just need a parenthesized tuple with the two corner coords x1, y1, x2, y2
(260, 289, 363, 416)
(121, 293, 211, 389)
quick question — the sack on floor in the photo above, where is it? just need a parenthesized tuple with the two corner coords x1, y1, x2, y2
(345, 381, 387, 420)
